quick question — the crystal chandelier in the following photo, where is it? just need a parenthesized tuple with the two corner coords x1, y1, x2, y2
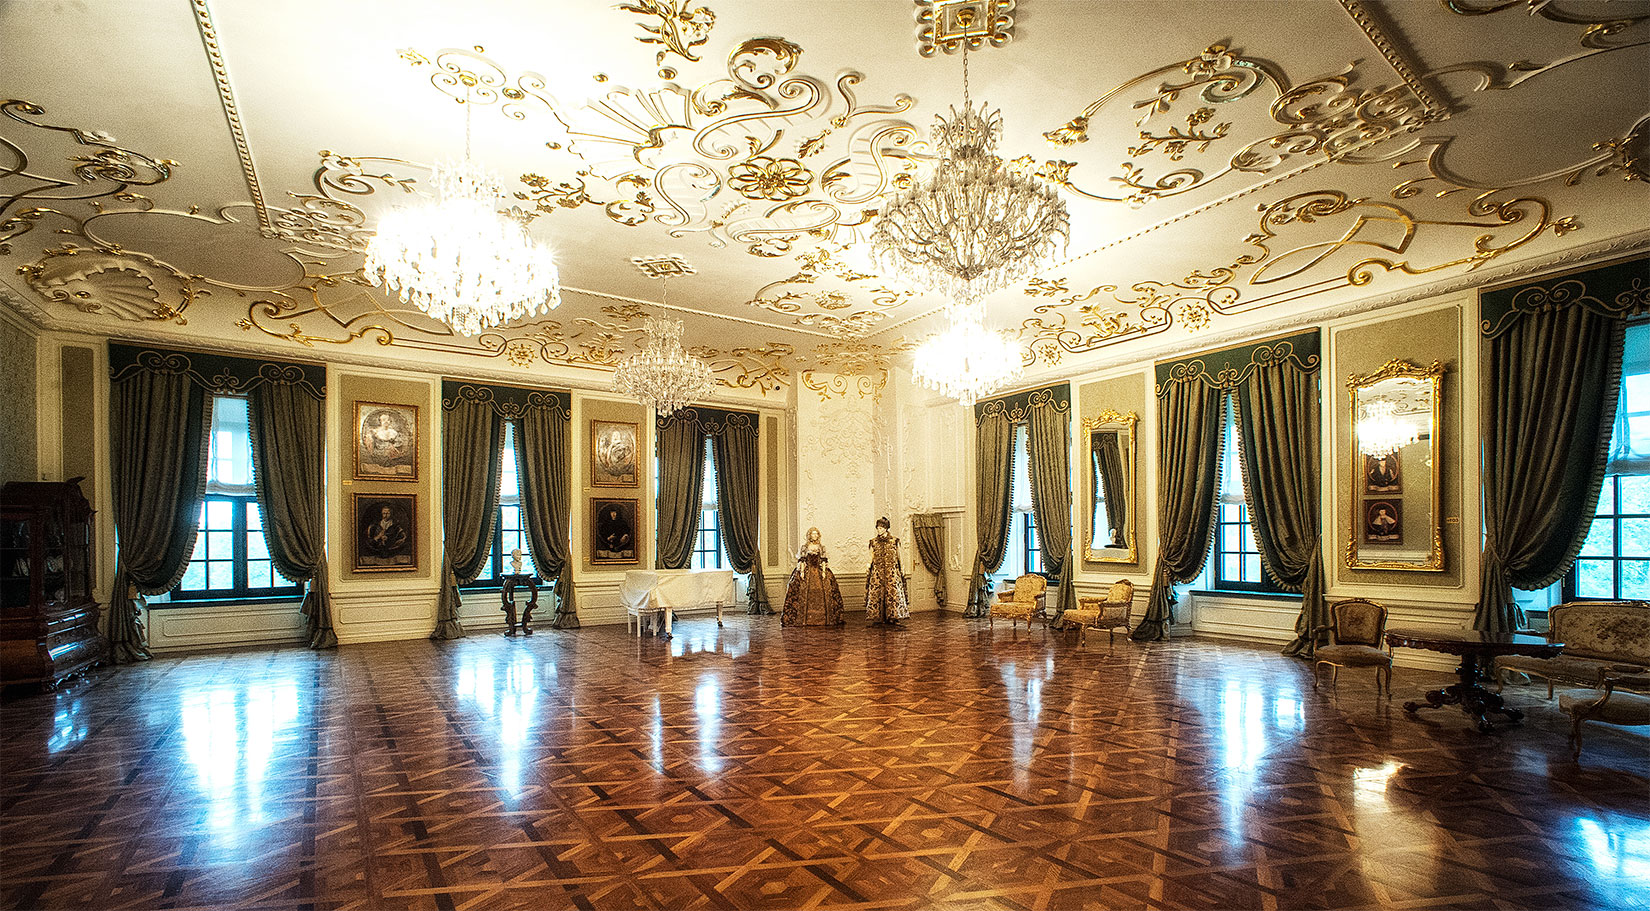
(611, 281, 715, 416)
(365, 95, 562, 336)
(1357, 400, 1420, 457)
(911, 312, 1023, 407)
(870, 46, 1069, 312)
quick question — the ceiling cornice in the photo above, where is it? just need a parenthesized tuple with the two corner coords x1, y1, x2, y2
(191, 0, 273, 237)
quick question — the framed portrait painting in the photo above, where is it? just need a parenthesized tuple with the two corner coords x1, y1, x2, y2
(354, 493, 417, 571)
(591, 420, 640, 487)
(590, 497, 639, 564)
(355, 401, 418, 480)
(1363, 452, 1401, 494)
(1364, 499, 1402, 545)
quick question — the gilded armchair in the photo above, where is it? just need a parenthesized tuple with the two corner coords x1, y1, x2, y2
(988, 574, 1048, 631)
(1313, 598, 1392, 695)
(1061, 580, 1134, 644)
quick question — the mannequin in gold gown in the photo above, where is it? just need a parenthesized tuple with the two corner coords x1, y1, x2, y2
(781, 527, 844, 627)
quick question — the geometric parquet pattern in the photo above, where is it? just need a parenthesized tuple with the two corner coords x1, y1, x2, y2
(3, 614, 1647, 910)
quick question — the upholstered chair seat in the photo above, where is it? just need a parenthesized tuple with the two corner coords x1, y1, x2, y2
(988, 574, 1048, 631)
(1313, 598, 1392, 695)
(1495, 600, 1649, 697)
(1061, 580, 1134, 644)
(1560, 671, 1650, 758)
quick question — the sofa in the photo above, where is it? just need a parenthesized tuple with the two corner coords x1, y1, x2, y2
(1494, 600, 1650, 697)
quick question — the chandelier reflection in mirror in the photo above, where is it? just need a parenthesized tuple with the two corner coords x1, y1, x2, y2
(611, 280, 715, 417)
(870, 45, 1069, 313)
(911, 311, 1023, 407)
(1356, 399, 1420, 457)
(366, 159, 562, 336)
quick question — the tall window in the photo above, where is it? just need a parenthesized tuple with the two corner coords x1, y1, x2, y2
(1212, 402, 1274, 592)
(693, 438, 724, 569)
(469, 423, 534, 585)
(995, 424, 1042, 585)
(1566, 321, 1649, 600)
(174, 396, 300, 601)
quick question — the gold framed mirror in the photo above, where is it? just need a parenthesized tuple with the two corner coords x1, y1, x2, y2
(1347, 359, 1445, 571)
(1084, 410, 1138, 563)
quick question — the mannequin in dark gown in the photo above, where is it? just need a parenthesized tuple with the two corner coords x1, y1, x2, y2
(782, 527, 844, 627)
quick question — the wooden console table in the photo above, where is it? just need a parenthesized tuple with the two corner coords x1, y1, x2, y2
(500, 573, 541, 637)
(1386, 627, 1564, 732)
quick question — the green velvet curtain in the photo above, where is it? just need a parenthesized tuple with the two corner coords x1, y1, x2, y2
(910, 513, 947, 607)
(1026, 395, 1076, 623)
(515, 405, 578, 629)
(1234, 356, 1325, 657)
(1478, 306, 1628, 632)
(966, 411, 1014, 617)
(248, 381, 334, 649)
(710, 415, 771, 614)
(656, 417, 706, 570)
(1132, 382, 1224, 641)
(435, 395, 505, 640)
(107, 368, 210, 663)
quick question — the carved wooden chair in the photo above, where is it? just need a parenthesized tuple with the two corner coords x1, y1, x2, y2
(988, 574, 1048, 631)
(1313, 598, 1392, 696)
(1061, 580, 1134, 644)
(1561, 669, 1650, 759)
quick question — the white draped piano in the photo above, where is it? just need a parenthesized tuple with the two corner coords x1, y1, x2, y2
(619, 569, 737, 638)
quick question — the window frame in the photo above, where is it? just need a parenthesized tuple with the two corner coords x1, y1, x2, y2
(1562, 475, 1649, 601)
(171, 494, 301, 603)
(1208, 396, 1283, 595)
(463, 423, 534, 589)
(692, 438, 724, 570)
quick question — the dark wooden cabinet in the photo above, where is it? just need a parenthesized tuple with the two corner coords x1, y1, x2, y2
(1, 479, 105, 688)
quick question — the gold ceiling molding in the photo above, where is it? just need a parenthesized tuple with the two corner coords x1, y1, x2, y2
(18, 244, 201, 325)
(0, 100, 176, 255)
(398, 45, 563, 121)
(796, 338, 914, 400)
(630, 254, 695, 277)
(1374, 115, 1649, 200)
(507, 36, 922, 262)
(1037, 44, 1439, 207)
(915, 0, 1016, 57)
(190, 0, 272, 237)
(1428, 0, 1650, 91)
(744, 243, 917, 337)
(1338, 0, 1450, 119)
(618, 0, 716, 75)
(691, 341, 793, 393)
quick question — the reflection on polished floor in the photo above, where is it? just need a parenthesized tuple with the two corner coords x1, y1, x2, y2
(2, 614, 1647, 911)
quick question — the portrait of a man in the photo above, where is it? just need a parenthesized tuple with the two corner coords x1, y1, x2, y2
(591, 420, 639, 487)
(355, 402, 418, 480)
(355, 494, 417, 570)
(591, 497, 639, 564)
(1364, 499, 1402, 545)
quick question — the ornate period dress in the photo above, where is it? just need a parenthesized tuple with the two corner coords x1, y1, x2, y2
(864, 532, 910, 623)
(781, 542, 844, 627)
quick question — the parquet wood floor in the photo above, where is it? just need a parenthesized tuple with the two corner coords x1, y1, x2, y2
(2, 614, 1646, 911)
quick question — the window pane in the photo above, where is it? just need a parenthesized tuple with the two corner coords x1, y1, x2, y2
(1576, 560, 1614, 599)
(1579, 518, 1614, 558)
(207, 531, 234, 560)
(1621, 560, 1649, 599)
(247, 501, 263, 531)
(189, 531, 207, 562)
(1242, 524, 1257, 553)
(1622, 475, 1650, 515)
(247, 561, 272, 589)
(207, 561, 233, 590)
(1222, 556, 1240, 580)
(179, 562, 206, 591)
(1621, 519, 1650, 559)
(207, 396, 253, 487)
(519, 553, 536, 577)
(499, 424, 520, 497)
(1222, 525, 1239, 552)
(502, 505, 520, 531)
(206, 499, 233, 529)
(247, 531, 270, 562)
(1244, 555, 1262, 582)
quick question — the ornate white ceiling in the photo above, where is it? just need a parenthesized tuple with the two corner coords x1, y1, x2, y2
(1, 0, 1646, 399)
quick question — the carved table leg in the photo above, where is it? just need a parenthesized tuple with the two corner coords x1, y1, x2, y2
(501, 579, 519, 637)
(520, 582, 539, 635)
(1403, 655, 1525, 731)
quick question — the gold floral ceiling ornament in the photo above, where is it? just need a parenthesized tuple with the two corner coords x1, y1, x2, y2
(364, 87, 562, 336)
(915, 0, 1017, 57)
(870, 44, 1069, 315)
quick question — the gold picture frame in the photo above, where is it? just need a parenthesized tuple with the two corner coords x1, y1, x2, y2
(1346, 359, 1445, 572)
(591, 420, 640, 488)
(354, 401, 418, 481)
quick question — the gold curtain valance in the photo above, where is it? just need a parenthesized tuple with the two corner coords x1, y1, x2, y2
(974, 383, 1071, 425)
(1153, 329, 1320, 397)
